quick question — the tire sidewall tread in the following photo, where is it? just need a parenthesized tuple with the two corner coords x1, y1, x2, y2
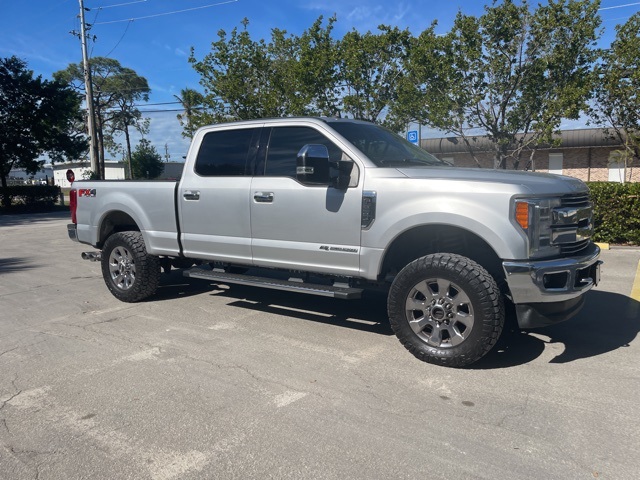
(101, 231, 160, 303)
(388, 253, 504, 368)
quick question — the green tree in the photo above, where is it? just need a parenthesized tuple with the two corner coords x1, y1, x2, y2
(589, 12, 640, 182)
(174, 87, 205, 138)
(338, 26, 411, 123)
(130, 139, 164, 179)
(106, 68, 150, 178)
(389, 0, 601, 169)
(189, 17, 342, 125)
(294, 15, 341, 116)
(54, 58, 150, 179)
(189, 18, 280, 122)
(0, 56, 86, 195)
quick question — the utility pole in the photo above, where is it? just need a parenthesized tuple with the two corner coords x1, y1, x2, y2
(78, 0, 99, 178)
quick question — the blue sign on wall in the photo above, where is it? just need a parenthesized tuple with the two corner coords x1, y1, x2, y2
(407, 130, 419, 144)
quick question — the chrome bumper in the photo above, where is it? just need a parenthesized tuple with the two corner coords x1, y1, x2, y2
(503, 244, 601, 304)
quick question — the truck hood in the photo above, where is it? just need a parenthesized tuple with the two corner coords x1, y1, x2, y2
(395, 166, 589, 196)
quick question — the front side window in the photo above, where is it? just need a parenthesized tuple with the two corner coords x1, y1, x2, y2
(327, 121, 446, 167)
(264, 126, 344, 177)
(194, 128, 259, 176)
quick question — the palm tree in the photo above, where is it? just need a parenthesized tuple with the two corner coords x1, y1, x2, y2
(174, 88, 204, 138)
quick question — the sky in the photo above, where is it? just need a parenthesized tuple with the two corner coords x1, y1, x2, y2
(1, 0, 639, 162)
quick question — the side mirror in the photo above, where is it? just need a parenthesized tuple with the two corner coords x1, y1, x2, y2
(330, 160, 354, 190)
(296, 144, 330, 185)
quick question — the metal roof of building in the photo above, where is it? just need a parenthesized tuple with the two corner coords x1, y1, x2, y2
(422, 128, 622, 154)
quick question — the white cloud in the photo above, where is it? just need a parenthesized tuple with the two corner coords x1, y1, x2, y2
(304, 1, 417, 32)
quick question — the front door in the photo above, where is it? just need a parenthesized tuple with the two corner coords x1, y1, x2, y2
(250, 125, 362, 275)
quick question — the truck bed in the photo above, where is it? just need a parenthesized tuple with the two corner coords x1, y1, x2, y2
(75, 180, 181, 256)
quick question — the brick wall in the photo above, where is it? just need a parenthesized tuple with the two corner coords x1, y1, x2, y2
(432, 146, 640, 182)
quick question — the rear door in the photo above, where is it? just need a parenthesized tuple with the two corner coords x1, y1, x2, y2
(178, 126, 261, 264)
(250, 124, 363, 275)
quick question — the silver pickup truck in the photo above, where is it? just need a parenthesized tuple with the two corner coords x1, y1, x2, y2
(68, 117, 601, 367)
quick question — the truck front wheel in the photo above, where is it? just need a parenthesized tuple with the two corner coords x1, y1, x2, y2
(388, 253, 504, 367)
(101, 231, 160, 302)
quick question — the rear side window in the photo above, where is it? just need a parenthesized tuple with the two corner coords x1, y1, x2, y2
(264, 126, 343, 177)
(195, 128, 258, 176)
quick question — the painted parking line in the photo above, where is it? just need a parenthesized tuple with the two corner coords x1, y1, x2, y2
(632, 260, 640, 302)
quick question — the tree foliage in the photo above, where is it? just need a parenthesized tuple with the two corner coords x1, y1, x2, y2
(185, 2, 616, 171)
(339, 26, 411, 123)
(389, 0, 601, 169)
(130, 139, 164, 179)
(589, 12, 640, 182)
(175, 88, 205, 138)
(188, 17, 409, 126)
(54, 57, 150, 179)
(0, 56, 86, 193)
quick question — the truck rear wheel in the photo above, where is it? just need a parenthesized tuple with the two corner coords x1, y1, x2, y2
(101, 231, 160, 302)
(388, 253, 504, 367)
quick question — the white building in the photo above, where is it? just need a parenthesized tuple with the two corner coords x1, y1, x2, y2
(50, 161, 127, 188)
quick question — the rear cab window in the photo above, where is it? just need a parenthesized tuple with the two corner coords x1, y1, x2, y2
(194, 128, 260, 176)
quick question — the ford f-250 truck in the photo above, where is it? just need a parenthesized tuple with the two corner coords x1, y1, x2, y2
(67, 117, 601, 367)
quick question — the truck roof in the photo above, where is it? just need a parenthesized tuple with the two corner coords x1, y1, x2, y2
(194, 116, 375, 132)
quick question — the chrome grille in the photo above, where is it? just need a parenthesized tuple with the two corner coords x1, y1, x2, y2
(553, 194, 593, 255)
(560, 194, 590, 208)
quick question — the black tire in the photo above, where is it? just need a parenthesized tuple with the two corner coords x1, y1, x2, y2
(101, 231, 161, 302)
(388, 253, 504, 367)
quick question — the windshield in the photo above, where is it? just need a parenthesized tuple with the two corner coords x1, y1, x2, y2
(326, 121, 448, 167)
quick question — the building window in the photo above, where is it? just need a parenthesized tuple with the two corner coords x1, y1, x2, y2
(549, 153, 563, 175)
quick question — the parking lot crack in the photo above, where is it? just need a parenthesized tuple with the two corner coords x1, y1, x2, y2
(0, 346, 20, 358)
(0, 390, 23, 411)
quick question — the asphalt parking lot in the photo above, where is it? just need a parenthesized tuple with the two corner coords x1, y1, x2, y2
(1, 212, 639, 480)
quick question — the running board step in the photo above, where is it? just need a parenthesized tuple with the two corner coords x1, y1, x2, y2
(184, 268, 363, 299)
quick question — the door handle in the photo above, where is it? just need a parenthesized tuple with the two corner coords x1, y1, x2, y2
(254, 192, 274, 203)
(183, 190, 200, 200)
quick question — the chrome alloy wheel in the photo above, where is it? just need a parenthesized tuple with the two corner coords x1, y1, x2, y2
(108, 245, 137, 291)
(405, 278, 474, 348)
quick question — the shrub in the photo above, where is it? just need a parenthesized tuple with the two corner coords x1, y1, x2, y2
(0, 185, 62, 212)
(588, 182, 640, 245)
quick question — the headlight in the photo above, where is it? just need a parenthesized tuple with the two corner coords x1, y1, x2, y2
(514, 198, 562, 258)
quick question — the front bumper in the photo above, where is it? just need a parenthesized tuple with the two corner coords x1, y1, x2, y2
(503, 244, 601, 304)
(503, 244, 601, 328)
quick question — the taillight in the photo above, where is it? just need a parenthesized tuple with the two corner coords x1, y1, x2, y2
(70, 189, 78, 224)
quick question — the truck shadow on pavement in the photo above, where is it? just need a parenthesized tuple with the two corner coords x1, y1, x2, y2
(474, 290, 640, 369)
(155, 271, 393, 335)
(157, 273, 638, 367)
(211, 284, 393, 336)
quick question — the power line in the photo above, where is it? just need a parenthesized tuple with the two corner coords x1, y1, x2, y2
(103, 19, 133, 57)
(93, 0, 239, 25)
(98, 0, 148, 8)
(599, 2, 640, 10)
